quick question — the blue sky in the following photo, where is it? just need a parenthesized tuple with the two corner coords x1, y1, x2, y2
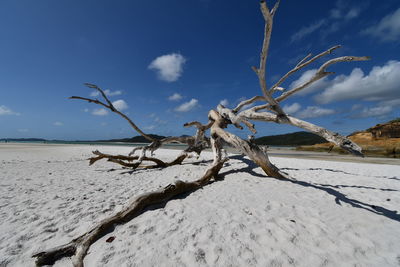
(0, 0, 399, 140)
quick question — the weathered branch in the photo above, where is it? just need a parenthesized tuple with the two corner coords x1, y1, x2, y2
(89, 150, 175, 168)
(269, 45, 341, 94)
(217, 105, 257, 134)
(32, 158, 228, 267)
(232, 95, 265, 113)
(70, 84, 156, 142)
(239, 109, 364, 157)
(276, 56, 370, 102)
(252, 0, 287, 117)
(296, 53, 313, 67)
(250, 55, 370, 112)
(128, 121, 212, 159)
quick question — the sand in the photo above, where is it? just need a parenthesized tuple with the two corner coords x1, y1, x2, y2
(1, 143, 399, 266)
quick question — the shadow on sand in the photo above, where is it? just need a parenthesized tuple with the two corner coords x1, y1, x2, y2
(225, 155, 400, 223)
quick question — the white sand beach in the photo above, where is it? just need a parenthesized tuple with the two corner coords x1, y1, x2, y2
(1, 143, 400, 266)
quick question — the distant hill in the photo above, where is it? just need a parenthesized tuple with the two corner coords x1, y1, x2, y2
(297, 118, 400, 157)
(0, 138, 46, 142)
(254, 131, 326, 146)
(96, 134, 166, 143)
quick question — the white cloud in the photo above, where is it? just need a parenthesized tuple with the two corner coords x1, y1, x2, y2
(144, 125, 156, 130)
(53, 121, 63, 126)
(112, 99, 128, 111)
(92, 108, 108, 116)
(291, 20, 325, 42)
(351, 99, 400, 119)
(90, 89, 122, 97)
(362, 8, 400, 42)
(174, 98, 199, 112)
(168, 93, 183, 101)
(18, 129, 29, 133)
(315, 60, 400, 104)
(355, 106, 393, 118)
(283, 103, 301, 114)
(297, 106, 335, 119)
(0, 105, 19, 116)
(289, 69, 329, 95)
(154, 117, 167, 125)
(345, 8, 361, 20)
(219, 99, 229, 106)
(83, 108, 89, 112)
(149, 53, 186, 82)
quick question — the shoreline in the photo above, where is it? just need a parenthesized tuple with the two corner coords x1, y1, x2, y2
(1, 142, 399, 166)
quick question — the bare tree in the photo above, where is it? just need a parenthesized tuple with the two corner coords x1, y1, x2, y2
(33, 1, 369, 266)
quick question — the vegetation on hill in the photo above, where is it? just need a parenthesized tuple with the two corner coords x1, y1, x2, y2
(255, 131, 326, 146)
(297, 118, 400, 158)
(0, 138, 46, 142)
(96, 134, 166, 143)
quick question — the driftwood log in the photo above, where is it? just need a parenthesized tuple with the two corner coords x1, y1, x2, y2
(33, 0, 368, 266)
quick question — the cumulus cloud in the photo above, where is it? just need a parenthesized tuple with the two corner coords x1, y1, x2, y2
(219, 99, 229, 106)
(362, 8, 400, 42)
(289, 69, 329, 95)
(168, 93, 183, 101)
(112, 99, 128, 111)
(175, 99, 199, 112)
(53, 121, 63, 126)
(0, 105, 19, 116)
(90, 89, 122, 97)
(283, 103, 301, 114)
(297, 106, 335, 119)
(149, 53, 186, 82)
(315, 60, 400, 104)
(92, 108, 108, 116)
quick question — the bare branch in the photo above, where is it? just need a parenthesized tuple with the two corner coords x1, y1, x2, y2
(71, 84, 156, 143)
(270, 45, 341, 93)
(239, 109, 364, 157)
(253, 1, 287, 117)
(296, 53, 313, 67)
(232, 95, 264, 113)
(217, 105, 257, 134)
(270, 0, 281, 16)
(183, 121, 211, 129)
(84, 83, 116, 111)
(275, 56, 370, 102)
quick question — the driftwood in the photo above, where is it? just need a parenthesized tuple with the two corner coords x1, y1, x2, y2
(33, 0, 369, 266)
(33, 158, 227, 267)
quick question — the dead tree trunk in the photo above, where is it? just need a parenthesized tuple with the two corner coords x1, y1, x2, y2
(33, 157, 227, 267)
(33, 1, 370, 266)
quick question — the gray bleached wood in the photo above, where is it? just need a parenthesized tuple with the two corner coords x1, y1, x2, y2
(32, 157, 228, 267)
(33, 0, 369, 265)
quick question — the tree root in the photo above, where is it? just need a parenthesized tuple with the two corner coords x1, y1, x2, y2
(32, 158, 228, 267)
